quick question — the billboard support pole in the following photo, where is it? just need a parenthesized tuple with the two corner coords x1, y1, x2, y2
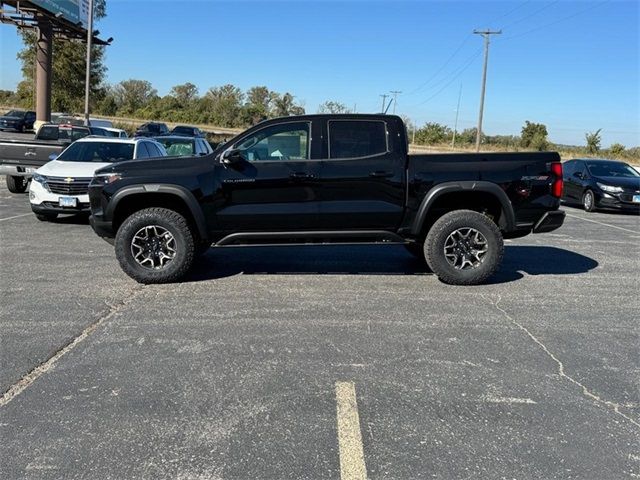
(84, 0, 95, 126)
(35, 19, 53, 126)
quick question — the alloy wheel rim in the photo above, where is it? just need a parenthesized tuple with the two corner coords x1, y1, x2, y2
(584, 192, 593, 209)
(131, 225, 177, 270)
(444, 227, 489, 270)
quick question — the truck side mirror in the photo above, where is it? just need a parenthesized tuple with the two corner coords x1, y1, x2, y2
(221, 149, 245, 165)
(48, 153, 58, 161)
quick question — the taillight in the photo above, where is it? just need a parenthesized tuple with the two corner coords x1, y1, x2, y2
(551, 162, 563, 198)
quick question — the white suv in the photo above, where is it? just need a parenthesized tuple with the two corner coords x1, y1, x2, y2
(29, 137, 167, 221)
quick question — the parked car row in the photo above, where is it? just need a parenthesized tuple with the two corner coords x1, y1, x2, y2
(134, 122, 205, 138)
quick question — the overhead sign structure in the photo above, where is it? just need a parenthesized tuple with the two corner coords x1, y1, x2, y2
(30, 0, 89, 29)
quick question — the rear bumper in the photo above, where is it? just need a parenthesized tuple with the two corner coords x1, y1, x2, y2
(0, 165, 38, 177)
(533, 210, 565, 233)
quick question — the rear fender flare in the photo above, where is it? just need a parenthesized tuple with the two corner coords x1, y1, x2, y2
(107, 184, 208, 241)
(410, 181, 515, 235)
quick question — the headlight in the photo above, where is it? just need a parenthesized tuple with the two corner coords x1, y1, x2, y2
(596, 182, 623, 193)
(91, 173, 122, 186)
(32, 173, 49, 191)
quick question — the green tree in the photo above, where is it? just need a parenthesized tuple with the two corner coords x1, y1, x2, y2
(458, 128, 478, 145)
(415, 122, 451, 145)
(170, 82, 199, 106)
(272, 92, 305, 117)
(242, 86, 275, 125)
(585, 129, 602, 154)
(318, 101, 351, 114)
(113, 79, 158, 115)
(520, 121, 548, 150)
(15, 0, 108, 113)
(203, 84, 245, 127)
(609, 143, 625, 156)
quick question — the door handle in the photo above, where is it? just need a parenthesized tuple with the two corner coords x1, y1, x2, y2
(289, 172, 315, 180)
(369, 171, 393, 178)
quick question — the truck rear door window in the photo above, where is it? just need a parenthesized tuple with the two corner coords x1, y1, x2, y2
(328, 120, 388, 159)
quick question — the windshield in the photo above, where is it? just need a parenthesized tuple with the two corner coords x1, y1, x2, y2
(4, 110, 24, 118)
(157, 138, 194, 156)
(57, 141, 135, 163)
(173, 127, 193, 135)
(587, 162, 640, 178)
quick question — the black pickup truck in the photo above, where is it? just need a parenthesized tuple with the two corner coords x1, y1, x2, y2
(0, 124, 91, 192)
(89, 114, 565, 285)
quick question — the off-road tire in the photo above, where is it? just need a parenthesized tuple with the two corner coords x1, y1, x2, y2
(425, 209, 504, 285)
(6, 175, 28, 193)
(115, 207, 195, 284)
(582, 190, 596, 212)
(35, 212, 57, 222)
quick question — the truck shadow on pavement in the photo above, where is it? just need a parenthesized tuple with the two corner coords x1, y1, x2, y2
(188, 245, 598, 285)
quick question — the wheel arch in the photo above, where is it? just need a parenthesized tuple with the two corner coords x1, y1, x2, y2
(410, 181, 516, 236)
(108, 185, 208, 241)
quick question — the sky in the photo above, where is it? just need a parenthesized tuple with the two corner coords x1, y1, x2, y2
(1, 0, 638, 147)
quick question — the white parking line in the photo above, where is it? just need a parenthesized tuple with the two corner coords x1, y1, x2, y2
(335, 381, 368, 480)
(0, 213, 32, 222)
(565, 213, 640, 235)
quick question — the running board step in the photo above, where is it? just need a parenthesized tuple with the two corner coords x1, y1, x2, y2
(215, 230, 407, 246)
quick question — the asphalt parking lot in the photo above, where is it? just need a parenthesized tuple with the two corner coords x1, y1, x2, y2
(0, 180, 638, 479)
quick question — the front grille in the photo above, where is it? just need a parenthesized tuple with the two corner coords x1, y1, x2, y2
(47, 177, 92, 195)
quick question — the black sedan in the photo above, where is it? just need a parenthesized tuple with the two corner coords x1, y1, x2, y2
(153, 135, 213, 157)
(0, 110, 36, 132)
(562, 158, 640, 212)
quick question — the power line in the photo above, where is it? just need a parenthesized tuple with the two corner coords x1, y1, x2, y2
(406, 34, 472, 96)
(503, 0, 611, 40)
(379, 94, 389, 113)
(501, 0, 560, 29)
(416, 48, 482, 106)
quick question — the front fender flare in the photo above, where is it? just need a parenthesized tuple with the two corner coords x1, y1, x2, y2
(410, 181, 516, 235)
(107, 184, 208, 241)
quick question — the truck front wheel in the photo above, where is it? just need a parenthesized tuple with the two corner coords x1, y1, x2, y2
(6, 175, 28, 193)
(115, 207, 195, 284)
(425, 210, 503, 285)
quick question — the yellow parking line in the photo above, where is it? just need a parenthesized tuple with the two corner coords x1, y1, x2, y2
(335, 381, 368, 480)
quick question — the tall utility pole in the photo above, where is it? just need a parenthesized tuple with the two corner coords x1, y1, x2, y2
(390, 90, 402, 114)
(451, 83, 462, 148)
(83, 0, 95, 126)
(473, 29, 501, 152)
(380, 94, 389, 113)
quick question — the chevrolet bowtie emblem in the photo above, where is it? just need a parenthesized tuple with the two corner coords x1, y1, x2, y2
(64, 177, 74, 183)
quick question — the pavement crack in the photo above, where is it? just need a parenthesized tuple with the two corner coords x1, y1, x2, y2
(0, 284, 145, 407)
(483, 294, 640, 429)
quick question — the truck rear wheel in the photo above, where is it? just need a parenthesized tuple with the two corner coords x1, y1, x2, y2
(115, 207, 195, 284)
(425, 210, 503, 285)
(6, 175, 28, 193)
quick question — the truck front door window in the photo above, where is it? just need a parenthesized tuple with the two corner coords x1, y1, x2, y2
(236, 122, 310, 161)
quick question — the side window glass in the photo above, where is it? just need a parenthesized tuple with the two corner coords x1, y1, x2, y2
(563, 161, 574, 177)
(328, 120, 388, 159)
(136, 143, 149, 159)
(235, 122, 310, 161)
